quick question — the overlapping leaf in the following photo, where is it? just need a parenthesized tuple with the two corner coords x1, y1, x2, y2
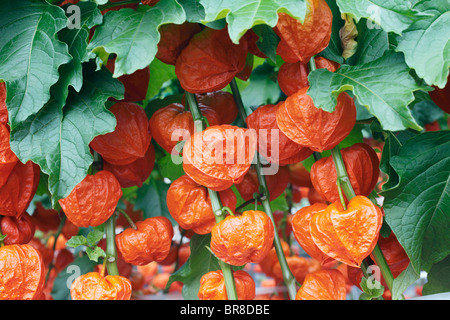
(307, 51, 425, 132)
(0, 0, 71, 126)
(382, 131, 450, 273)
(10, 65, 123, 206)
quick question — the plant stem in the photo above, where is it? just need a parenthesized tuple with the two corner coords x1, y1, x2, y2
(308, 56, 317, 72)
(330, 145, 398, 297)
(45, 214, 67, 282)
(185, 91, 238, 300)
(104, 214, 119, 276)
(116, 208, 137, 230)
(230, 78, 298, 300)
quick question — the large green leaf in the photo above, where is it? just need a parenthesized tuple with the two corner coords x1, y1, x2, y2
(336, 0, 425, 35)
(382, 131, 450, 273)
(395, 0, 450, 88)
(167, 233, 220, 300)
(88, 0, 186, 78)
(0, 0, 71, 126)
(10, 65, 123, 206)
(307, 51, 425, 132)
(422, 254, 450, 296)
(199, 0, 307, 44)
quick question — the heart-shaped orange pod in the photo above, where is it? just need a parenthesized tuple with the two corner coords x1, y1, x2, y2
(149, 103, 220, 154)
(175, 27, 248, 93)
(70, 272, 132, 300)
(106, 59, 150, 102)
(246, 103, 313, 165)
(156, 22, 202, 65)
(272, 255, 319, 284)
(30, 202, 61, 233)
(90, 102, 151, 165)
(210, 210, 274, 266)
(0, 160, 40, 217)
(278, 57, 340, 96)
(287, 162, 313, 188)
(276, 87, 356, 152)
(295, 269, 347, 300)
(166, 174, 237, 234)
(58, 170, 122, 228)
(275, 0, 332, 63)
(195, 91, 239, 124)
(0, 212, 35, 245)
(310, 143, 380, 203)
(198, 270, 255, 300)
(115, 216, 174, 266)
(310, 196, 383, 267)
(291, 203, 334, 265)
(103, 143, 155, 188)
(235, 166, 289, 202)
(430, 74, 450, 114)
(0, 123, 18, 188)
(0, 83, 8, 124)
(183, 125, 257, 191)
(258, 240, 290, 278)
(0, 244, 45, 300)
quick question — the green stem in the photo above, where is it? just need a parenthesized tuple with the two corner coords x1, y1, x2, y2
(98, 0, 141, 11)
(186, 91, 238, 300)
(230, 78, 298, 300)
(104, 214, 119, 276)
(116, 208, 137, 230)
(330, 145, 399, 297)
(308, 55, 317, 72)
(45, 214, 67, 282)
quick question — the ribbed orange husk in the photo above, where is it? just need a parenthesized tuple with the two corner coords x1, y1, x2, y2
(310, 142, 380, 203)
(278, 57, 340, 96)
(310, 196, 383, 267)
(0, 123, 18, 188)
(276, 86, 356, 152)
(0, 160, 40, 218)
(0, 212, 35, 245)
(210, 210, 274, 266)
(149, 103, 220, 154)
(275, 0, 333, 63)
(198, 270, 255, 300)
(70, 272, 132, 300)
(245, 103, 313, 165)
(175, 28, 248, 93)
(115, 216, 174, 266)
(292, 203, 334, 265)
(0, 244, 45, 300)
(182, 125, 257, 191)
(166, 174, 237, 234)
(103, 143, 155, 188)
(287, 162, 313, 188)
(58, 170, 122, 228)
(156, 22, 202, 65)
(193, 91, 239, 125)
(258, 240, 290, 278)
(90, 102, 151, 165)
(295, 269, 347, 300)
(235, 165, 290, 202)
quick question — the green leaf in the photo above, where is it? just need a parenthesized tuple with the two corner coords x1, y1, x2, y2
(307, 51, 425, 132)
(321, 0, 344, 64)
(359, 277, 384, 300)
(167, 234, 220, 300)
(135, 177, 175, 224)
(395, 0, 450, 88)
(66, 235, 88, 248)
(410, 91, 445, 127)
(199, 0, 307, 44)
(10, 64, 123, 206)
(0, 0, 71, 125)
(346, 18, 389, 65)
(178, 0, 206, 23)
(51, 255, 97, 300)
(392, 263, 420, 300)
(54, 2, 103, 104)
(336, 0, 425, 35)
(158, 152, 185, 182)
(422, 254, 450, 296)
(88, 0, 186, 77)
(147, 58, 177, 100)
(86, 246, 106, 262)
(382, 131, 450, 273)
(87, 228, 104, 247)
(252, 24, 280, 63)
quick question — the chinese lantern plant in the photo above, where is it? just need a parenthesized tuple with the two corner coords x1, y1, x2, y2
(0, 0, 449, 302)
